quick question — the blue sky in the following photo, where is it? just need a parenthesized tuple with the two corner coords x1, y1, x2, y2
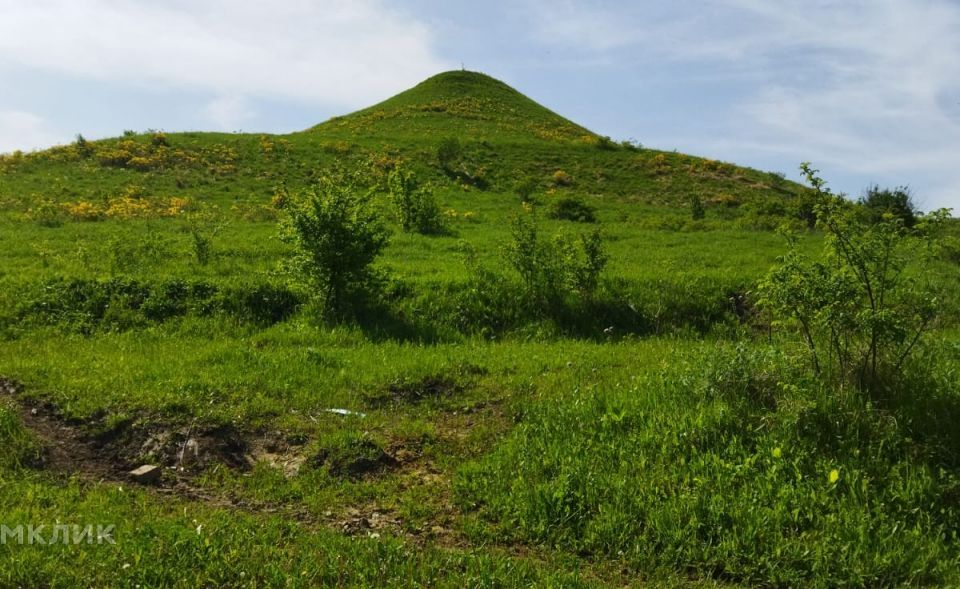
(1, 0, 958, 210)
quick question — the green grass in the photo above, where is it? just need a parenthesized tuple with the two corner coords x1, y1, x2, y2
(1, 70, 959, 586)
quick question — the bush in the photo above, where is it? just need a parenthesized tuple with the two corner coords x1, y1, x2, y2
(759, 163, 949, 390)
(690, 194, 705, 220)
(279, 171, 390, 318)
(547, 196, 596, 223)
(565, 229, 608, 298)
(550, 170, 573, 187)
(860, 184, 917, 227)
(387, 168, 446, 235)
(436, 137, 462, 171)
(513, 175, 539, 204)
(506, 211, 608, 307)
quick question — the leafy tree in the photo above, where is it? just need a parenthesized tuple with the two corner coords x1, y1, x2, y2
(279, 172, 390, 318)
(759, 163, 948, 390)
(860, 184, 917, 227)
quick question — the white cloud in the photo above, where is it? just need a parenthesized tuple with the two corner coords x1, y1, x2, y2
(0, 0, 451, 107)
(528, 0, 960, 210)
(205, 95, 255, 131)
(0, 111, 66, 153)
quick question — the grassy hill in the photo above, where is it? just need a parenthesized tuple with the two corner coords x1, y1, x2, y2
(0, 70, 803, 211)
(1, 71, 960, 586)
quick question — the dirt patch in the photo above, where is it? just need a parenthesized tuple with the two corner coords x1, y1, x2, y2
(0, 376, 299, 486)
(246, 431, 309, 477)
(0, 376, 474, 550)
(312, 437, 399, 479)
(367, 375, 462, 407)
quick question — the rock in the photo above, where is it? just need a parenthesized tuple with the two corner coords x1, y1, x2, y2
(129, 464, 162, 485)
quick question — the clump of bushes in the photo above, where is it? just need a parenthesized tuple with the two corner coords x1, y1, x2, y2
(387, 168, 446, 235)
(690, 194, 705, 220)
(14, 278, 299, 332)
(547, 196, 596, 223)
(507, 210, 607, 306)
(759, 163, 949, 390)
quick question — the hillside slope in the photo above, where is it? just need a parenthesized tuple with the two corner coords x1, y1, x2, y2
(0, 70, 803, 211)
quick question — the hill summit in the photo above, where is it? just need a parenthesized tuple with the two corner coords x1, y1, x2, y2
(308, 70, 595, 144)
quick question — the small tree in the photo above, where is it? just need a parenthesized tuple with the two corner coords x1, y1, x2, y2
(279, 172, 389, 318)
(507, 209, 608, 307)
(759, 163, 948, 390)
(860, 184, 917, 227)
(566, 228, 609, 298)
(387, 168, 445, 234)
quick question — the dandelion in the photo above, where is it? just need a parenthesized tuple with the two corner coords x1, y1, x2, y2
(771, 447, 782, 459)
(829, 469, 840, 484)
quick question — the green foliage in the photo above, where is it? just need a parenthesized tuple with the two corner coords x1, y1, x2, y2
(595, 135, 617, 150)
(547, 196, 596, 223)
(0, 402, 41, 469)
(759, 163, 948, 389)
(506, 210, 608, 307)
(513, 175, 539, 203)
(106, 226, 174, 274)
(566, 229, 609, 298)
(690, 193, 705, 220)
(279, 172, 390, 318)
(386, 167, 445, 235)
(436, 137, 462, 171)
(186, 211, 226, 266)
(860, 184, 917, 227)
(456, 344, 960, 586)
(13, 277, 299, 331)
(28, 198, 64, 227)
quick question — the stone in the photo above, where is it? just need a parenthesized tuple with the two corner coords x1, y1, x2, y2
(129, 464, 162, 485)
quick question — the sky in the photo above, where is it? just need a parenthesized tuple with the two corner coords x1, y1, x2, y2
(0, 0, 958, 211)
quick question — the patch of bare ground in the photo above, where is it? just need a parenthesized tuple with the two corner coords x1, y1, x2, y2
(0, 376, 498, 549)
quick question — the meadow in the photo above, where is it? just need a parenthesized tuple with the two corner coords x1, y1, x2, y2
(1, 71, 959, 587)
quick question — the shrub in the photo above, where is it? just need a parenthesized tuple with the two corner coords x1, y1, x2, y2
(513, 175, 539, 204)
(547, 196, 596, 223)
(690, 194, 705, 220)
(387, 168, 445, 235)
(565, 229, 608, 298)
(185, 211, 226, 266)
(551, 170, 573, 187)
(595, 135, 617, 150)
(436, 137, 462, 171)
(28, 198, 64, 227)
(860, 184, 917, 227)
(279, 171, 390, 319)
(507, 210, 608, 307)
(759, 163, 949, 390)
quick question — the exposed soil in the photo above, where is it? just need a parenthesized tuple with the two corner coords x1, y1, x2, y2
(0, 375, 469, 548)
(367, 374, 463, 407)
(0, 376, 313, 499)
